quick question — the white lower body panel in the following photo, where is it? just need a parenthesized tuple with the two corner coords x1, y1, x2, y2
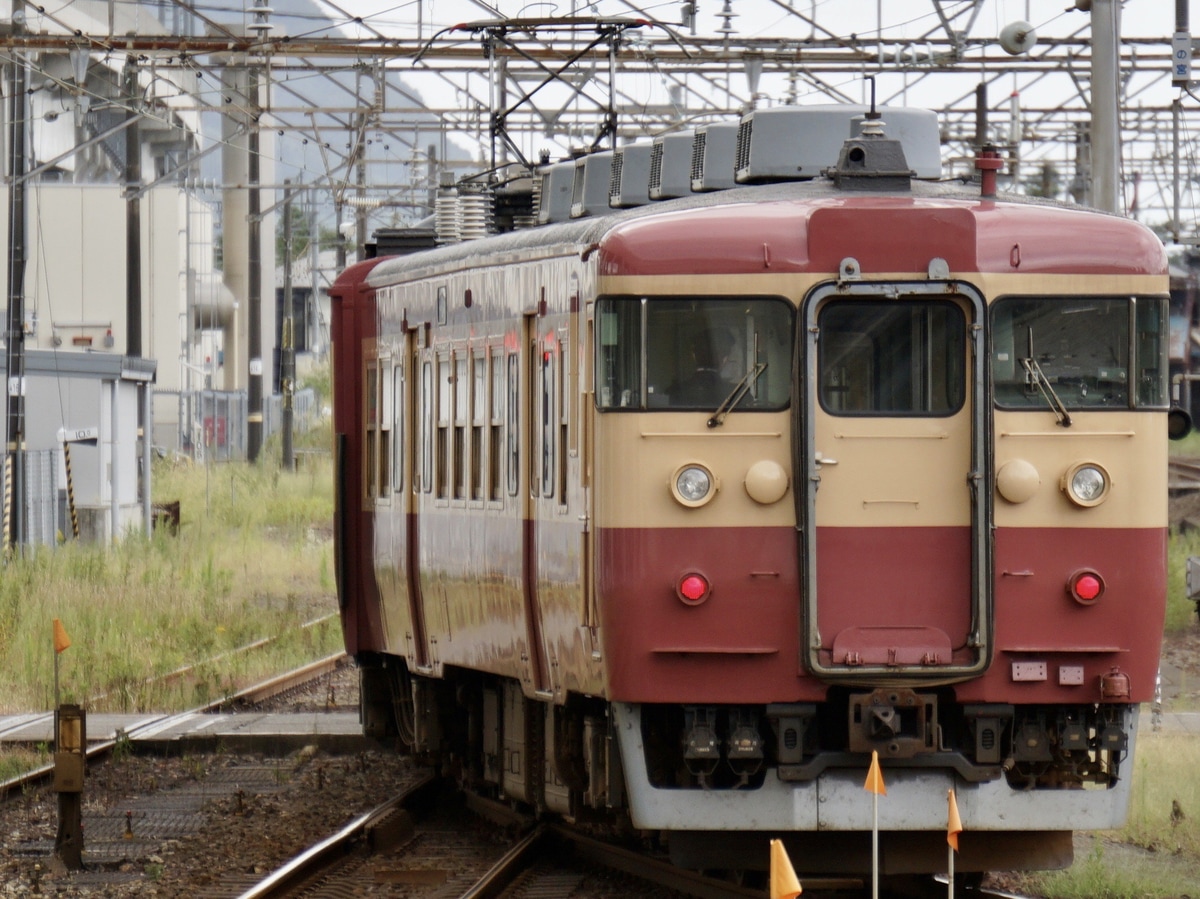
(612, 703, 1136, 832)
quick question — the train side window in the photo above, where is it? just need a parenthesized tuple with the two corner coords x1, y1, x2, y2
(472, 350, 487, 501)
(419, 360, 432, 493)
(507, 353, 520, 496)
(437, 353, 451, 498)
(365, 361, 379, 501)
(558, 330, 569, 505)
(490, 347, 505, 502)
(378, 360, 392, 497)
(818, 300, 965, 416)
(393, 364, 404, 493)
(596, 299, 643, 408)
(455, 354, 469, 500)
(1136, 297, 1169, 407)
(542, 339, 556, 498)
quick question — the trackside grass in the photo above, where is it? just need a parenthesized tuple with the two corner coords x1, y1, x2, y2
(0, 424, 340, 716)
(1012, 731, 1200, 897)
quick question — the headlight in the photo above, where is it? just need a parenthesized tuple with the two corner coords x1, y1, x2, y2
(672, 464, 716, 507)
(1062, 462, 1110, 507)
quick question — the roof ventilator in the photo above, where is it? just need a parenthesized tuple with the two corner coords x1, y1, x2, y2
(649, 131, 696, 199)
(691, 122, 738, 192)
(536, 160, 576, 224)
(610, 143, 652, 208)
(570, 150, 614, 219)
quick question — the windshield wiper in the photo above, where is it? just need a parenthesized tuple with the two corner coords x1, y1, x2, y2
(1021, 327, 1071, 427)
(707, 362, 767, 428)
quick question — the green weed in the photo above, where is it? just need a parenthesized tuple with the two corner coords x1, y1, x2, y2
(0, 441, 339, 714)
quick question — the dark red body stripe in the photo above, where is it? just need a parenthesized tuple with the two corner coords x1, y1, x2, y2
(596, 525, 1165, 704)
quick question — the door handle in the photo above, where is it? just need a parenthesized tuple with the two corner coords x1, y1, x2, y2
(815, 452, 838, 466)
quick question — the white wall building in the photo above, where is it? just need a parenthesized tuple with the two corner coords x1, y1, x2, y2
(0, 183, 261, 453)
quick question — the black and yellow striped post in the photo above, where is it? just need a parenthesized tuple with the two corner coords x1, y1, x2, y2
(3, 454, 11, 557)
(62, 440, 79, 539)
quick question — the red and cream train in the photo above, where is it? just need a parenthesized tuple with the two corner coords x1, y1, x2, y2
(330, 106, 1182, 878)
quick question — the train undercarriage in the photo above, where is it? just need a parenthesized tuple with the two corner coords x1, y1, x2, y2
(358, 653, 1134, 873)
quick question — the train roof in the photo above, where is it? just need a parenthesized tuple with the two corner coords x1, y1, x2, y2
(361, 174, 1167, 288)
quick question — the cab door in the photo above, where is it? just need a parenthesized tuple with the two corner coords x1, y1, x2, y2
(801, 281, 990, 678)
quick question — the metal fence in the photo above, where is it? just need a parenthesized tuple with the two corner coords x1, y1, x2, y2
(0, 448, 64, 548)
(0, 389, 322, 549)
(163, 388, 319, 462)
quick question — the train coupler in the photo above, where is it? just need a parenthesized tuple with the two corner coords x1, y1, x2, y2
(848, 688, 937, 758)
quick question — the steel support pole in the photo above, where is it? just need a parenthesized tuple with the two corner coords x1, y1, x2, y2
(4, 0, 27, 555)
(141, 381, 152, 535)
(124, 55, 142, 357)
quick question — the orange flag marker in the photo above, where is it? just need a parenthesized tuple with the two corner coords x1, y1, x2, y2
(947, 789, 963, 852)
(53, 618, 71, 654)
(864, 749, 887, 795)
(770, 838, 803, 898)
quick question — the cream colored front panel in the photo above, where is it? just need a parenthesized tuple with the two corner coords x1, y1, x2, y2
(994, 410, 1166, 529)
(592, 411, 796, 530)
(812, 409, 973, 527)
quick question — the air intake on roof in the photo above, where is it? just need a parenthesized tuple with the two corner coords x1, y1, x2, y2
(570, 151, 613, 219)
(536, 161, 575, 224)
(610, 143, 652, 208)
(734, 105, 941, 183)
(691, 122, 738, 192)
(649, 131, 694, 200)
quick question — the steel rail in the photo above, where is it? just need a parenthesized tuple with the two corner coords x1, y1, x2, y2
(235, 772, 439, 899)
(546, 824, 788, 899)
(220, 651, 348, 707)
(456, 825, 552, 899)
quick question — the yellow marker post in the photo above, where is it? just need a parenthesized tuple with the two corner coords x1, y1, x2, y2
(52, 618, 71, 709)
(864, 750, 886, 899)
(769, 839, 802, 898)
(947, 788, 963, 898)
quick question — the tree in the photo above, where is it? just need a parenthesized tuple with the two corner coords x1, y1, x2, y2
(275, 202, 341, 265)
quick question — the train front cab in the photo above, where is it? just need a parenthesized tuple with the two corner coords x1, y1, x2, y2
(595, 272, 1168, 875)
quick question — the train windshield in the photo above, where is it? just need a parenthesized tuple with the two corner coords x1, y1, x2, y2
(992, 296, 1169, 410)
(595, 296, 794, 411)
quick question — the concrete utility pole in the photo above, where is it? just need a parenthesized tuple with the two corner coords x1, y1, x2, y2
(5, 0, 28, 554)
(1090, 0, 1121, 213)
(246, 62, 263, 463)
(281, 181, 294, 472)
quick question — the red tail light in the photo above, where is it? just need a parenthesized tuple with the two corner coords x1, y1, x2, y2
(677, 573, 710, 605)
(1068, 569, 1104, 605)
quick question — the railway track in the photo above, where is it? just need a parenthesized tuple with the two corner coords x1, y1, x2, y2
(233, 782, 1040, 899)
(1, 655, 1045, 897)
(0, 652, 348, 802)
(1164, 457, 1200, 529)
(233, 782, 778, 899)
(1169, 457, 1200, 492)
